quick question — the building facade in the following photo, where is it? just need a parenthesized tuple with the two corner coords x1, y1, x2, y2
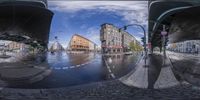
(89, 42, 97, 52)
(168, 40, 200, 54)
(100, 23, 138, 54)
(100, 23, 122, 53)
(49, 41, 64, 52)
(7, 41, 30, 52)
(68, 34, 96, 52)
(122, 31, 136, 52)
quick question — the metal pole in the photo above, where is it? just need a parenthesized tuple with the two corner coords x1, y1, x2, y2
(162, 25, 166, 66)
(138, 25, 147, 66)
(143, 28, 147, 66)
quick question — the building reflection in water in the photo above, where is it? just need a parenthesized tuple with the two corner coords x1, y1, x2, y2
(0, 40, 47, 64)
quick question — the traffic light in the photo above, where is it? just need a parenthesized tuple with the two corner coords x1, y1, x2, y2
(124, 26, 127, 30)
(55, 36, 58, 40)
(141, 37, 145, 43)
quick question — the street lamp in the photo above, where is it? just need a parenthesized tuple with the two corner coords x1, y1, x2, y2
(119, 24, 147, 66)
(161, 25, 168, 65)
(150, 20, 169, 65)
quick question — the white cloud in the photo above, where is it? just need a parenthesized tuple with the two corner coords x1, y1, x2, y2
(80, 24, 87, 29)
(49, 1, 148, 27)
(84, 27, 100, 46)
(136, 32, 144, 36)
(135, 36, 142, 44)
(60, 42, 68, 49)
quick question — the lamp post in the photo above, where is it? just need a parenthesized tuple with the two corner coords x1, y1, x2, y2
(119, 24, 147, 66)
(161, 25, 168, 66)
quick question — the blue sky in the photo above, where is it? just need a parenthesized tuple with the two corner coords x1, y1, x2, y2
(48, 1, 148, 48)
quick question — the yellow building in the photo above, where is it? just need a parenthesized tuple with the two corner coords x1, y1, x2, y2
(69, 34, 90, 51)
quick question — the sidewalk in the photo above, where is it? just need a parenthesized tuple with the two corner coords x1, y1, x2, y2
(120, 52, 180, 89)
(153, 52, 180, 89)
(120, 55, 148, 88)
(0, 62, 52, 84)
(0, 80, 200, 100)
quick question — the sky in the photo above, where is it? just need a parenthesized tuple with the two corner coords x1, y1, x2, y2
(48, 1, 148, 48)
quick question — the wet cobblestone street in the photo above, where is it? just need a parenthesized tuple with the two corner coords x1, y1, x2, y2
(0, 80, 200, 100)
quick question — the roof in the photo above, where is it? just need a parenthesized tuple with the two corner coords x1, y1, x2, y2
(101, 23, 114, 27)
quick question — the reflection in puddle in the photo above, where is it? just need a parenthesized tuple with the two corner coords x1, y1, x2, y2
(47, 51, 96, 68)
(0, 39, 140, 88)
(0, 40, 44, 63)
(167, 40, 200, 86)
(0, 40, 50, 86)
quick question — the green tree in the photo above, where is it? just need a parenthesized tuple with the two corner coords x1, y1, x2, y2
(129, 41, 143, 52)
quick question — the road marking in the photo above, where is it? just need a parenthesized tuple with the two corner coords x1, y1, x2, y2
(108, 69, 111, 73)
(55, 67, 61, 70)
(103, 56, 116, 79)
(70, 66, 75, 68)
(110, 73, 116, 78)
(52, 56, 96, 70)
(63, 67, 68, 69)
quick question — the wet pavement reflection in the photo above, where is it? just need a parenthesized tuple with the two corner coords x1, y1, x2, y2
(0, 51, 139, 88)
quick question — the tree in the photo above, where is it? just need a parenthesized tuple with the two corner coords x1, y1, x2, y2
(129, 41, 136, 51)
(129, 41, 143, 52)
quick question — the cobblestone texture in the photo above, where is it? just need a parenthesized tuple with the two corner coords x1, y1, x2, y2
(0, 80, 200, 100)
